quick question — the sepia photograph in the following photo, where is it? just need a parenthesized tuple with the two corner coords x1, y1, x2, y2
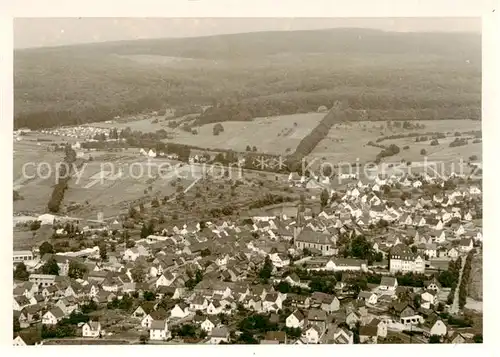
(9, 13, 487, 347)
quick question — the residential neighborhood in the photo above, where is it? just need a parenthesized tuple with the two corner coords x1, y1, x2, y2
(13, 168, 483, 345)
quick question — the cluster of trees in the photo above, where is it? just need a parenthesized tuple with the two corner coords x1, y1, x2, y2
(258, 256, 273, 283)
(286, 102, 343, 170)
(209, 205, 234, 218)
(213, 123, 225, 136)
(446, 256, 463, 304)
(274, 280, 309, 295)
(394, 272, 428, 288)
(14, 262, 30, 281)
(140, 221, 155, 238)
(430, 139, 440, 146)
(248, 194, 295, 209)
(377, 131, 445, 143)
(68, 260, 88, 279)
(449, 137, 468, 147)
(107, 293, 135, 311)
(458, 250, 475, 309)
(40, 258, 60, 275)
(375, 144, 400, 163)
(211, 150, 239, 165)
(341, 236, 383, 265)
(47, 146, 78, 213)
(236, 314, 279, 343)
(14, 190, 23, 201)
(171, 324, 206, 339)
(437, 258, 462, 288)
(245, 145, 258, 152)
(185, 269, 204, 290)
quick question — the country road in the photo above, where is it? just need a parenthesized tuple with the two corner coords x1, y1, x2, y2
(450, 255, 466, 314)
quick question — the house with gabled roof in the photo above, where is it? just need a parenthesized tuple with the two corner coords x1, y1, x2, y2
(359, 325, 378, 344)
(208, 326, 229, 344)
(459, 238, 474, 252)
(358, 291, 378, 305)
(13, 332, 42, 346)
(198, 315, 219, 333)
(82, 321, 101, 338)
(170, 302, 190, 319)
(379, 277, 398, 291)
(149, 319, 170, 341)
(42, 307, 65, 325)
(286, 309, 305, 329)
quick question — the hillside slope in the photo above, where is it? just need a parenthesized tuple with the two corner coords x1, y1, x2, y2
(14, 28, 481, 129)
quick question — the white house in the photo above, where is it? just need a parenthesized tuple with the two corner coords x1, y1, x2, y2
(155, 273, 175, 288)
(369, 318, 387, 338)
(149, 320, 170, 341)
(429, 319, 448, 337)
(358, 291, 378, 305)
(207, 300, 224, 315)
(82, 321, 101, 338)
(286, 310, 305, 329)
(190, 296, 208, 311)
(448, 247, 459, 260)
(304, 325, 322, 344)
(170, 303, 190, 319)
(42, 307, 65, 325)
(208, 327, 229, 344)
(379, 277, 398, 291)
(123, 246, 149, 262)
(420, 290, 437, 309)
(269, 253, 290, 268)
(459, 238, 474, 253)
(201, 316, 219, 333)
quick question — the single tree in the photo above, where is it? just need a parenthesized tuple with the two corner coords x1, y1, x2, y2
(68, 261, 88, 279)
(39, 241, 54, 256)
(41, 258, 60, 275)
(320, 188, 329, 208)
(14, 262, 30, 281)
(131, 265, 146, 283)
(99, 243, 108, 261)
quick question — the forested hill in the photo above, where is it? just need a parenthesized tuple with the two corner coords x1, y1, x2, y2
(14, 28, 481, 130)
(18, 28, 481, 60)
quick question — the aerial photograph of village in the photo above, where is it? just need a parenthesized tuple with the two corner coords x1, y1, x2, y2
(12, 17, 483, 345)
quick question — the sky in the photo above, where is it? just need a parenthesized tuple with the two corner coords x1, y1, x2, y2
(14, 17, 481, 49)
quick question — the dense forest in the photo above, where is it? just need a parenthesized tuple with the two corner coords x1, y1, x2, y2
(14, 28, 481, 130)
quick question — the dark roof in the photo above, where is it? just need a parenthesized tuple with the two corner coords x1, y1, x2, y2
(380, 277, 397, 286)
(15, 331, 42, 345)
(150, 319, 166, 330)
(265, 331, 286, 343)
(359, 325, 378, 337)
(296, 229, 333, 245)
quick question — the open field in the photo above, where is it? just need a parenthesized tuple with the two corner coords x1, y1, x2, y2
(164, 112, 325, 155)
(13, 138, 68, 212)
(308, 119, 482, 166)
(63, 156, 197, 219)
(84, 116, 172, 133)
